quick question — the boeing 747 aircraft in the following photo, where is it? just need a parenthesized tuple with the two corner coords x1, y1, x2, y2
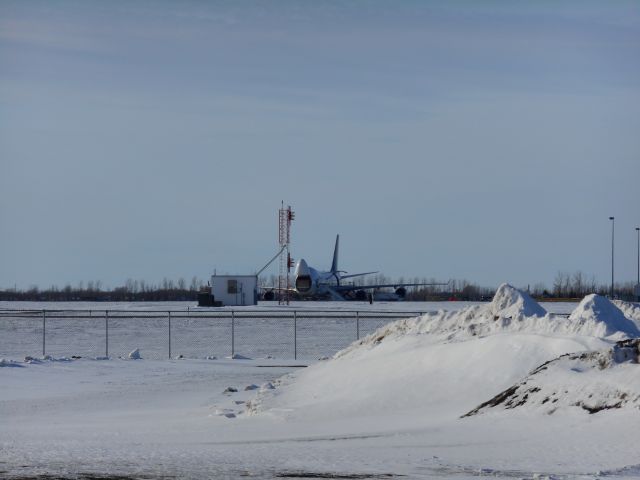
(290, 235, 447, 301)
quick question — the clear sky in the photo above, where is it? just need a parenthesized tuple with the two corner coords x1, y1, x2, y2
(1, 1, 639, 290)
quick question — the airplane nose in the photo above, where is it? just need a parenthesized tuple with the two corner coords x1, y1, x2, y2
(295, 259, 310, 276)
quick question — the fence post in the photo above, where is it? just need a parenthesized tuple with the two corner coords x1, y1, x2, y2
(168, 311, 172, 359)
(105, 310, 109, 358)
(42, 310, 46, 356)
(356, 311, 360, 340)
(231, 310, 235, 358)
(294, 310, 297, 360)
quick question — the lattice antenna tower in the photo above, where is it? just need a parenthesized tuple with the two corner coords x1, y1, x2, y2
(278, 202, 295, 305)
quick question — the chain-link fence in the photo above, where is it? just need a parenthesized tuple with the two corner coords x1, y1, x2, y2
(0, 309, 426, 361)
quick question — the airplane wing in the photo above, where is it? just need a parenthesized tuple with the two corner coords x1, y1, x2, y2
(339, 271, 378, 280)
(308, 280, 450, 301)
(331, 281, 450, 293)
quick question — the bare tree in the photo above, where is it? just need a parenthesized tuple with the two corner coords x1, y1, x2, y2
(571, 271, 584, 297)
(530, 283, 545, 297)
(553, 272, 562, 297)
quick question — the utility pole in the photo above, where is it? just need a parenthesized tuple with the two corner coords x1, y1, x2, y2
(278, 202, 295, 305)
(636, 227, 640, 301)
(609, 216, 615, 298)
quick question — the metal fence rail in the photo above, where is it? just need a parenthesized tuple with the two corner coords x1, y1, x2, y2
(0, 309, 427, 361)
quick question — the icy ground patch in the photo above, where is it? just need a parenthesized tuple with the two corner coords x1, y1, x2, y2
(0, 357, 327, 479)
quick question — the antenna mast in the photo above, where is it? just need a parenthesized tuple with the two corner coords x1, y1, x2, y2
(278, 201, 295, 305)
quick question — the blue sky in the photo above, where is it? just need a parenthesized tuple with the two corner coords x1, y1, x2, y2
(1, 1, 639, 290)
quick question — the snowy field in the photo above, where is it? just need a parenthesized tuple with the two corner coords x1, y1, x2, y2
(0, 299, 581, 314)
(2, 293, 640, 479)
(0, 302, 451, 361)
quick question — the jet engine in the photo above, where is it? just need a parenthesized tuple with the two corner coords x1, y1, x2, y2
(294, 259, 313, 293)
(394, 287, 407, 299)
(295, 275, 312, 293)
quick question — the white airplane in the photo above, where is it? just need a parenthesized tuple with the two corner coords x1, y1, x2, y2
(292, 235, 447, 301)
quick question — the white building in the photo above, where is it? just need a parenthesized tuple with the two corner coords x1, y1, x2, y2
(210, 274, 258, 306)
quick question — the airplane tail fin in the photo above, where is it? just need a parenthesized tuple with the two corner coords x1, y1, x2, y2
(330, 234, 339, 273)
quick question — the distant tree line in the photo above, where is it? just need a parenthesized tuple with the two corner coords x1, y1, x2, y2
(532, 271, 638, 300)
(0, 277, 206, 302)
(2, 271, 637, 302)
(406, 279, 495, 301)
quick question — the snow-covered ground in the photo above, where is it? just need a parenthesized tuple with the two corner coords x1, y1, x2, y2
(2, 291, 639, 479)
(0, 300, 579, 361)
(0, 299, 581, 314)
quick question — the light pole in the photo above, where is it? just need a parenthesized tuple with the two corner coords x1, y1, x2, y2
(636, 227, 640, 302)
(609, 216, 615, 298)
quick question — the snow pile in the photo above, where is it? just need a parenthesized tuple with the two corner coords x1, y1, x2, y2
(614, 299, 640, 327)
(338, 286, 634, 355)
(230, 354, 252, 360)
(0, 358, 23, 367)
(464, 339, 640, 417)
(128, 348, 142, 360)
(490, 283, 546, 318)
(248, 329, 609, 423)
(568, 295, 640, 338)
(43, 355, 70, 361)
(249, 286, 639, 425)
(24, 356, 43, 364)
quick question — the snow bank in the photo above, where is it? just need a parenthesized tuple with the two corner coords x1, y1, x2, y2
(464, 339, 640, 417)
(614, 299, 640, 327)
(249, 285, 638, 426)
(23, 355, 73, 363)
(337, 286, 633, 355)
(568, 294, 640, 338)
(0, 358, 23, 367)
(248, 329, 608, 423)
